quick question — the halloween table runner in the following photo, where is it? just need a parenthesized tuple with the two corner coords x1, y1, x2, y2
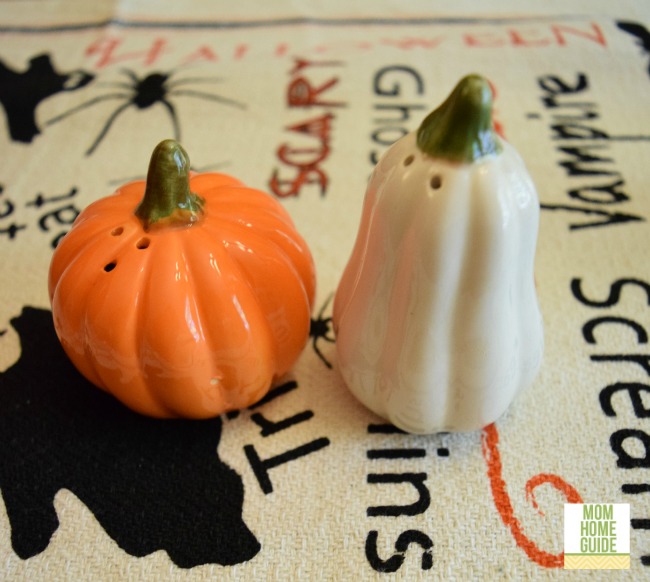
(0, 1, 649, 579)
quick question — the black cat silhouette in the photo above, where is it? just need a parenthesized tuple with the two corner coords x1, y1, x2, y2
(0, 307, 260, 568)
(0, 53, 93, 143)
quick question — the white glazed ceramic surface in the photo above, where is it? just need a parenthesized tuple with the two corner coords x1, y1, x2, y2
(333, 130, 543, 434)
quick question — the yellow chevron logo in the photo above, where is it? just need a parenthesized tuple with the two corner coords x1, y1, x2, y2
(564, 554, 630, 569)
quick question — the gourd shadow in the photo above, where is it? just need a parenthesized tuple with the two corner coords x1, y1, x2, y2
(0, 306, 260, 568)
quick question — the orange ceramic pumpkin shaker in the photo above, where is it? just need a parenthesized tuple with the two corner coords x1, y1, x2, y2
(48, 139, 316, 419)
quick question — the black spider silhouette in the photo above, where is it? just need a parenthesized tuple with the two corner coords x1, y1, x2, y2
(617, 21, 650, 77)
(45, 68, 245, 155)
(310, 294, 335, 369)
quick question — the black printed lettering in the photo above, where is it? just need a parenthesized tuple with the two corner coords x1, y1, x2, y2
(249, 380, 299, 408)
(371, 126, 408, 146)
(369, 65, 427, 168)
(591, 354, 650, 377)
(537, 72, 645, 230)
(250, 410, 314, 437)
(0, 188, 14, 218)
(583, 316, 648, 344)
(538, 72, 588, 97)
(244, 438, 330, 494)
(367, 448, 426, 460)
(367, 473, 430, 517)
(372, 103, 426, 124)
(622, 483, 650, 494)
(37, 204, 79, 233)
(551, 123, 609, 140)
(367, 423, 406, 434)
(568, 179, 628, 204)
(365, 530, 433, 573)
(0, 223, 27, 240)
(610, 429, 650, 469)
(557, 145, 616, 176)
(373, 65, 425, 97)
(540, 204, 642, 229)
(26, 187, 78, 208)
(600, 383, 650, 418)
(571, 277, 650, 308)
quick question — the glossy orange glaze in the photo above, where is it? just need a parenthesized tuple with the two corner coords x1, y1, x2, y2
(48, 172, 316, 418)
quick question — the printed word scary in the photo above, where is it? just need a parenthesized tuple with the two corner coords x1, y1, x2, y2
(269, 58, 345, 198)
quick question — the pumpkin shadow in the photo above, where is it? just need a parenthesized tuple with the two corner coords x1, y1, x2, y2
(0, 307, 260, 568)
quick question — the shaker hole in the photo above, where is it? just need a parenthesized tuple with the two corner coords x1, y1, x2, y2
(430, 175, 442, 189)
(136, 237, 150, 250)
(111, 227, 124, 236)
(104, 261, 117, 272)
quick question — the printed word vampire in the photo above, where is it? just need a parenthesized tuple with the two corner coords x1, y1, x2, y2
(536, 73, 646, 230)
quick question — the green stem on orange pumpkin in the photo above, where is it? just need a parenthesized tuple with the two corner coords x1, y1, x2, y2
(416, 74, 502, 163)
(135, 139, 205, 230)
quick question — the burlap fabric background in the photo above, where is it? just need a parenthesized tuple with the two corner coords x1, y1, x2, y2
(0, 1, 649, 579)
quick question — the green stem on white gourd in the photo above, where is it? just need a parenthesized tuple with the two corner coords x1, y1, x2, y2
(135, 139, 204, 230)
(416, 74, 502, 163)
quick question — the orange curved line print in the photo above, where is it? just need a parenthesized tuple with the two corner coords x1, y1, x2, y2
(481, 423, 583, 568)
